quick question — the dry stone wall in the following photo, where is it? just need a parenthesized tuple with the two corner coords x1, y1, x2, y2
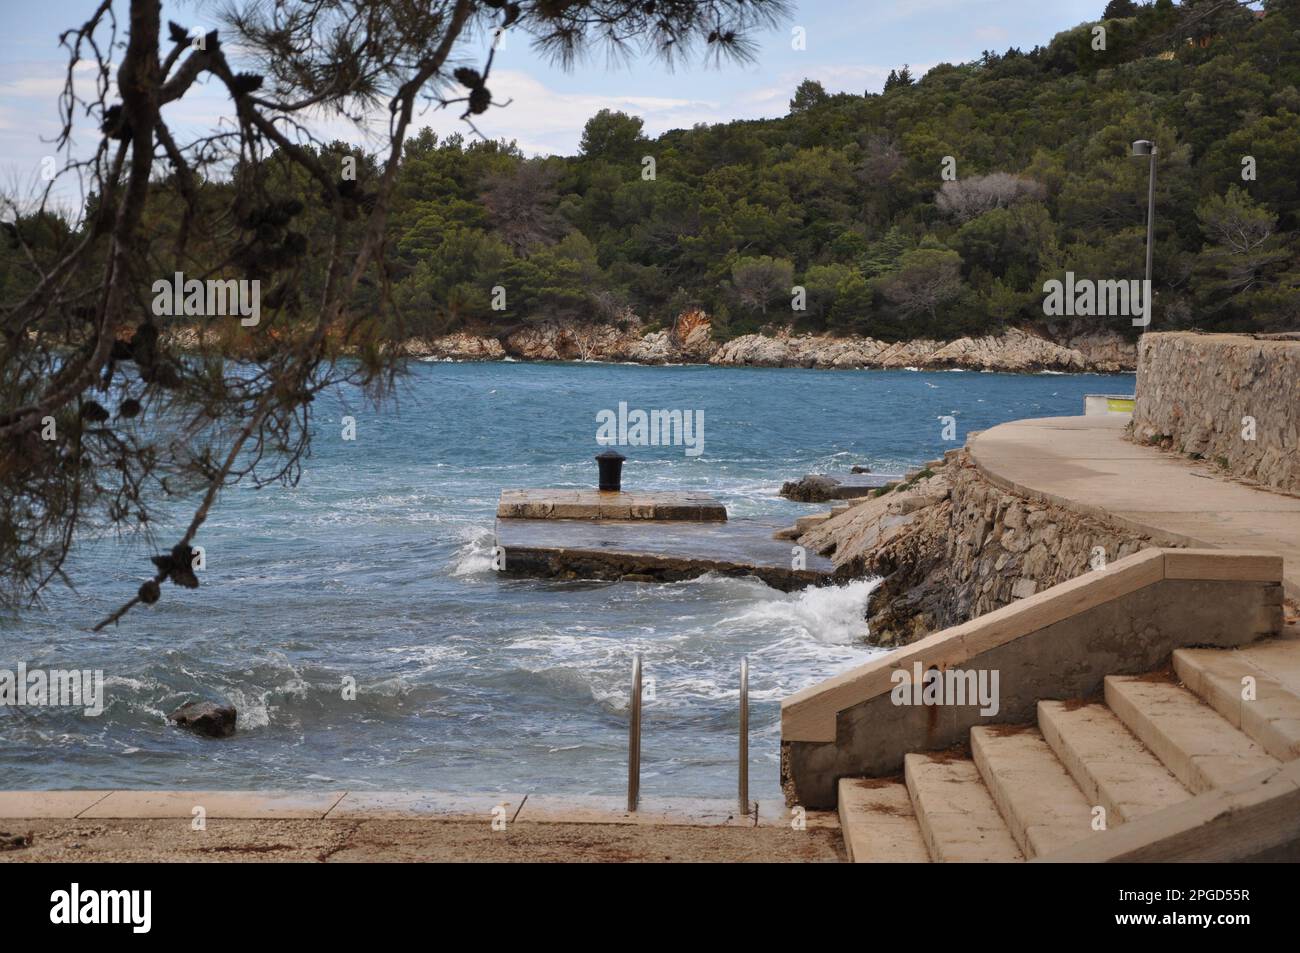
(1132, 332, 1300, 493)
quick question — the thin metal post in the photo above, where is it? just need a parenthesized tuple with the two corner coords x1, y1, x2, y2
(1144, 147, 1157, 315)
(627, 653, 642, 812)
(738, 656, 749, 815)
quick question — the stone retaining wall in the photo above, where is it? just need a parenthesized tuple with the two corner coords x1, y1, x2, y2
(798, 454, 1155, 646)
(1132, 332, 1300, 493)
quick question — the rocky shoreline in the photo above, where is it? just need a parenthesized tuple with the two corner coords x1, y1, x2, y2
(390, 317, 1136, 374)
(792, 449, 1153, 647)
(158, 314, 1135, 373)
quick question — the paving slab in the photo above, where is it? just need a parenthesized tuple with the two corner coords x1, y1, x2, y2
(326, 791, 525, 821)
(79, 790, 347, 819)
(0, 791, 113, 819)
(969, 415, 1300, 599)
(513, 795, 753, 827)
(754, 800, 840, 830)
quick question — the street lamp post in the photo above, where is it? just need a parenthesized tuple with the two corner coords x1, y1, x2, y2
(1132, 139, 1157, 328)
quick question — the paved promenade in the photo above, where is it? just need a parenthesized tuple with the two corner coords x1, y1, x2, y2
(969, 415, 1300, 600)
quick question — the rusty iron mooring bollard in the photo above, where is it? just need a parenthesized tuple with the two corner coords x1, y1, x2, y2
(596, 449, 627, 492)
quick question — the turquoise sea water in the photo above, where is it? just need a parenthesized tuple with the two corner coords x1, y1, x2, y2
(0, 360, 1132, 801)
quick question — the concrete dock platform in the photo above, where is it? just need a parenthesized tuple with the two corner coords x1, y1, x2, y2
(495, 515, 835, 591)
(497, 489, 726, 521)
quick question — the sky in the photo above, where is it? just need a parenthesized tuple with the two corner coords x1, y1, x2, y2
(0, 0, 1106, 205)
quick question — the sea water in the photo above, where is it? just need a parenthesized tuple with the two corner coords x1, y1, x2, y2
(0, 360, 1132, 801)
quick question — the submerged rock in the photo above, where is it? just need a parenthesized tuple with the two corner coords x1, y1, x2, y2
(168, 700, 237, 738)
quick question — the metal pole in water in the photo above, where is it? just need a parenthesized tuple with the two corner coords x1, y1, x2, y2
(628, 653, 642, 812)
(738, 656, 749, 816)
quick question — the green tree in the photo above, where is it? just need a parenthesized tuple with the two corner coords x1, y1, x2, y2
(789, 78, 830, 114)
(1193, 187, 1298, 326)
(801, 262, 853, 326)
(579, 110, 648, 164)
(874, 247, 965, 324)
(730, 256, 795, 316)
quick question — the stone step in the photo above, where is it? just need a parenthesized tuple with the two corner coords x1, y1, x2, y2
(1233, 629, 1300, 694)
(1173, 646, 1300, 763)
(903, 753, 1024, 862)
(970, 725, 1094, 858)
(836, 778, 931, 863)
(1038, 700, 1190, 826)
(1104, 674, 1281, 794)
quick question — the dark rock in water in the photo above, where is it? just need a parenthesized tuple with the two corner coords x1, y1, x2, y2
(780, 474, 841, 503)
(850, 465, 872, 474)
(168, 700, 236, 738)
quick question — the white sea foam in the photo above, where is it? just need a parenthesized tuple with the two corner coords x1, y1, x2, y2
(225, 688, 272, 729)
(450, 524, 497, 576)
(721, 578, 879, 645)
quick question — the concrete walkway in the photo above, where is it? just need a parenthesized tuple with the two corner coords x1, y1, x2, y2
(0, 791, 842, 862)
(969, 415, 1300, 600)
(0, 789, 833, 828)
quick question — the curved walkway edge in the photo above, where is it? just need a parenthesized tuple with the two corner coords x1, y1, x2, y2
(969, 415, 1300, 601)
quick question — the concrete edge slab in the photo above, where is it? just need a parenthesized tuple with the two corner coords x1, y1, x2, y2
(513, 794, 755, 827)
(754, 800, 840, 830)
(0, 790, 115, 820)
(78, 790, 348, 819)
(0, 791, 815, 830)
(325, 791, 525, 821)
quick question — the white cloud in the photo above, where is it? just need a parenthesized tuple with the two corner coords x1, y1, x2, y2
(405, 69, 726, 155)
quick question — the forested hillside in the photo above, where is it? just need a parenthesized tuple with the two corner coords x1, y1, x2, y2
(7, 0, 1300, 346)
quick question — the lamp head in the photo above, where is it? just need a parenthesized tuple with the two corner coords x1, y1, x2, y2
(1131, 139, 1155, 157)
